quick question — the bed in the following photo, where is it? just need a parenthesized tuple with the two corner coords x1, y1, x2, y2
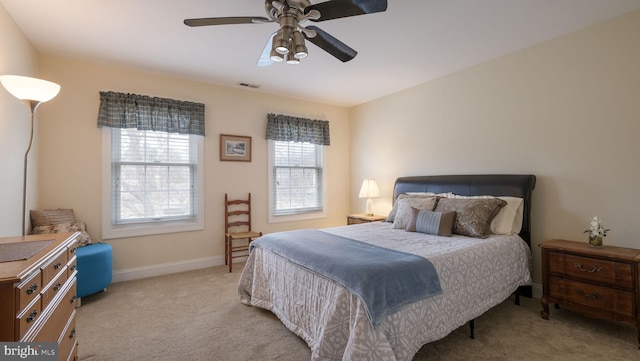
(238, 174, 536, 361)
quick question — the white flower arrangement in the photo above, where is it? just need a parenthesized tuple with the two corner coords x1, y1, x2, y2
(584, 216, 610, 238)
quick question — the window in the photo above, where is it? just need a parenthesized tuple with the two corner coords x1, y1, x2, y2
(265, 113, 330, 222)
(102, 128, 204, 238)
(268, 140, 325, 222)
(97, 91, 205, 239)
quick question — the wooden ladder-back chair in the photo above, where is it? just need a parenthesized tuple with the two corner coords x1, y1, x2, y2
(224, 193, 262, 272)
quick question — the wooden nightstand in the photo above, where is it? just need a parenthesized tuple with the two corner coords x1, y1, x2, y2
(539, 239, 640, 347)
(347, 214, 386, 225)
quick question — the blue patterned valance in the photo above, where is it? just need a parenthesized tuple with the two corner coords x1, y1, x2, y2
(266, 113, 330, 146)
(97, 91, 205, 136)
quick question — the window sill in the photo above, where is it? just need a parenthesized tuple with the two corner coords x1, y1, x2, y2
(102, 219, 203, 239)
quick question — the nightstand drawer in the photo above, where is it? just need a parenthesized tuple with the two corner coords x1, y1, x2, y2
(548, 252, 633, 288)
(548, 276, 634, 318)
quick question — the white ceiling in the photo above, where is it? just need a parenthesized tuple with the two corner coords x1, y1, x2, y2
(3, 0, 640, 107)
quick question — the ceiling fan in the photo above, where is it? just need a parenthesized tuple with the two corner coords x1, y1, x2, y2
(184, 0, 388, 66)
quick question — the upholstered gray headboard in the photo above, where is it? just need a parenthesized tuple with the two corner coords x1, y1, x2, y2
(393, 174, 536, 246)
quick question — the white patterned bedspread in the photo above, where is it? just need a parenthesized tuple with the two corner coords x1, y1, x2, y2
(238, 222, 532, 361)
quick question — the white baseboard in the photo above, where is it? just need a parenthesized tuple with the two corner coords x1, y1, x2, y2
(531, 283, 542, 299)
(111, 255, 229, 283)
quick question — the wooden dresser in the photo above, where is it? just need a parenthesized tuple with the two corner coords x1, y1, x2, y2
(540, 239, 640, 347)
(0, 232, 79, 360)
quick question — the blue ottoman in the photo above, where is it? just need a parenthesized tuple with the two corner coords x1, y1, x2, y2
(76, 243, 112, 298)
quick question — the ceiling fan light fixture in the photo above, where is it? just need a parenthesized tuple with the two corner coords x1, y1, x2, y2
(292, 31, 308, 59)
(286, 53, 300, 64)
(273, 28, 289, 55)
(275, 27, 292, 54)
(270, 49, 284, 62)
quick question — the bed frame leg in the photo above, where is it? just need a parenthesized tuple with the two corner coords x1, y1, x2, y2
(469, 319, 475, 339)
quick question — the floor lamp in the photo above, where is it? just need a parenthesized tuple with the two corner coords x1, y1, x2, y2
(0, 75, 61, 236)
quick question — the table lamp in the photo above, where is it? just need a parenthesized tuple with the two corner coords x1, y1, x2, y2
(358, 179, 381, 216)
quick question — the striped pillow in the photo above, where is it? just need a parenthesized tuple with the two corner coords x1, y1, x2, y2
(406, 207, 456, 237)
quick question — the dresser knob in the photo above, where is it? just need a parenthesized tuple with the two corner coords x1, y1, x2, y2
(53, 262, 62, 270)
(574, 263, 602, 273)
(26, 310, 38, 323)
(26, 283, 38, 294)
(53, 282, 62, 291)
(70, 295, 77, 304)
(69, 328, 76, 339)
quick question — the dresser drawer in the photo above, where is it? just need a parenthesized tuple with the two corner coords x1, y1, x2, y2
(67, 256, 77, 279)
(42, 267, 69, 310)
(548, 252, 634, 288)
(16, 270, 42, 313)
(16, 297, 42, 340)
(57, 310, 77, 361)
(549, 276, 634, 318)
(67, 241, 78, 260)
(42, 250, 68, 288)
(32, 278, 77, 343)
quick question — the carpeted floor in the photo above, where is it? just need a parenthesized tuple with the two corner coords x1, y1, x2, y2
(76, 265, 638, 361)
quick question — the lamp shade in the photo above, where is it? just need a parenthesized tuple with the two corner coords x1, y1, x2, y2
(0, 75, 60, 102)
(358, 179, 381, 198)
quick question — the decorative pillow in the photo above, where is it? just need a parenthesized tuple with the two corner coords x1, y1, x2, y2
(386, 193, 437, 222)
(30, 209, 76, 227)
(434, 198, 507, 238)
(392, 196, 438, 229)
(31, 222, 95, 247)
(406, 207, 456, 237)
(451, 195, 524, 235)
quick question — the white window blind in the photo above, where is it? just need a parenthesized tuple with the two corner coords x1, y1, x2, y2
(111, 128, 198, 224)
(272, 141, 323, 215)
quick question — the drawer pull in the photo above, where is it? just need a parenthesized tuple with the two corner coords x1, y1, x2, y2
(70, 295, 77, 304)
(53, 282, 62, 291)
(26, 310, 38, 323)
(69, 328, 76, 339)
(574, 263, 602, 273)
(576, 288, 603, 299)
(70, 264, 77, 271)
(70, 247, 77, 254)
(26, 283, 38, 294)
(53, 262, 62, 270)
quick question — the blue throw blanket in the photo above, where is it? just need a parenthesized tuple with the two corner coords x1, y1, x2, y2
(250, 229, 442, 327)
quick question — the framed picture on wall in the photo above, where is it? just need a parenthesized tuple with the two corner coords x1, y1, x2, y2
(220, 134, 252, 162)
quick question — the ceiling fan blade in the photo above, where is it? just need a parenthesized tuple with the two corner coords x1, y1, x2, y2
(304, 0, 387, 22)
(184, 17, 271, 27)
(257, 33, 277, 67)
(303, 26, 357, 62)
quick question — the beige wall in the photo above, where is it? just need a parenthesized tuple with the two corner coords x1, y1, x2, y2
(0, 4, 42, 237)
(350, 10, 640, 284)
(33, 57, 350, 273)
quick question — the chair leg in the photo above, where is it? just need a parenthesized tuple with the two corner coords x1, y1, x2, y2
(226, 237, 232, 273)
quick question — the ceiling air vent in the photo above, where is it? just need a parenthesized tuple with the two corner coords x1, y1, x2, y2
(239, 82, 260, 89)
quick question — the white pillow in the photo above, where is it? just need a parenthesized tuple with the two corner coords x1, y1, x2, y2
(451, 194, 524, 235)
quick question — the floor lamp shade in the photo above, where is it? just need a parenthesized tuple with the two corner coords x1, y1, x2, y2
(0, 75, 60, 102)
(1, 75, 61, 236)
(359, 179, 381, 216)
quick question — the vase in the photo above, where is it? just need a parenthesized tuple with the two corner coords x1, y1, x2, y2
(589, 235, 603, 248)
